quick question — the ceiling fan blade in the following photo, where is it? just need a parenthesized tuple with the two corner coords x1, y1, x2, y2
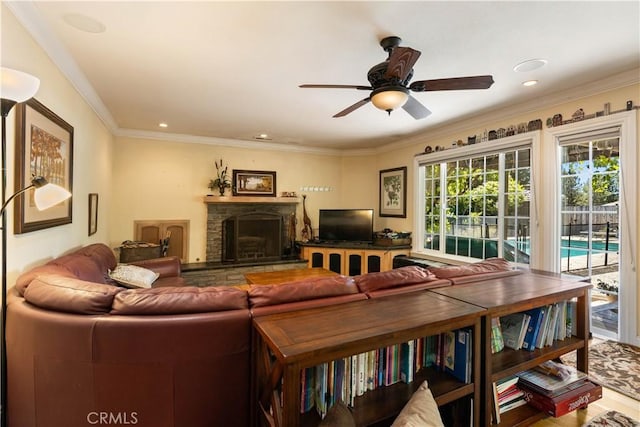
(409, 75, 494, 92)
(299, 84, 372, 90)
(333, 97, 371, 118)
(402, 95, 432, 120)
(385, 47, 421, 81)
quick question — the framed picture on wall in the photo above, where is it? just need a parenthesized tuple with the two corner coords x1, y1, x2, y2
(379, 166, 407, 218)
(232, 170, 277, 197)
(88, 193, 98, 236)
(14, 98, 74, 233)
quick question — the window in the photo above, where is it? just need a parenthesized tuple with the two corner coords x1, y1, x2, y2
(415, 135, 535, 264)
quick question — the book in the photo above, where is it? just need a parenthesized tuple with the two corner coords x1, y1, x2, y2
(501, 312, 530, 350)
(457, 328, 472, 384)
(522, 381, 602, 417)
(498, 395, 528, 414)
(498, 387, 524, 406)
(443, 331, 456, 375)
(496, 375, 519, 394)
(400, 340, 415, 384)
(566, 300, 577, 337)
(536, 304, 552, 348)
(545, 303, 560, 346)
(517, 361, 588, 397)
(522, 306, 546, 351)
(315, 362, 328, 418)
(491, 317, 505, 354)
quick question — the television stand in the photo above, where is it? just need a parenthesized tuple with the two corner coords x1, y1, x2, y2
(299, 242, 410, 275)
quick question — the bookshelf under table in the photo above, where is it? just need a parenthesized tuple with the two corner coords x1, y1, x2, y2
(252, 291, 486, 427)
(428, 272, 591, 426)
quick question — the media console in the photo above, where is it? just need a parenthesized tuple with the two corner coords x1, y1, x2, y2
(299, 242, 411, 275)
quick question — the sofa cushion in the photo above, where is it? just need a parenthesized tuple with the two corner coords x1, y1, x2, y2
(109, 264, 160, 288)
(23, 275, 123, 314)
(353, 266, 437, 293)
(111, 286, 249, 315)
(14, 265, 76, 296)
(50, 254, 107, 284)
(131, 256, 182, 278)
(75, 243, 118, 274)
(426, 258, 513, 280)
(319, 401, 355, 427)
(391, 380, 444, 427)
(248, 275, 358, 308)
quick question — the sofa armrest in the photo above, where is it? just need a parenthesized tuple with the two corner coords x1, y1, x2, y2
(130, 256, 181, 278)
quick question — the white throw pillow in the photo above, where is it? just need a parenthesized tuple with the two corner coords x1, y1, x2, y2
(391, 381, 445, 427)
(109, 264, 159, 289)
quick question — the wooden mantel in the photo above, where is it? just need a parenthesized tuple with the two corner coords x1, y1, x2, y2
(203, 196, 299, 204)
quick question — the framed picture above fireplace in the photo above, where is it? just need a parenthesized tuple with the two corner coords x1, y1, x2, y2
(232, 170, 276, 197)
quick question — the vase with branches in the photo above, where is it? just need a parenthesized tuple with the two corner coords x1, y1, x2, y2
(209, 158, 231, 196)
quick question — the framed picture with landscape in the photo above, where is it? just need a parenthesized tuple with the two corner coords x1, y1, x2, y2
(379, 166, 407, 218)
(232, 170, 276, 197)
(14, 98, 74, 234)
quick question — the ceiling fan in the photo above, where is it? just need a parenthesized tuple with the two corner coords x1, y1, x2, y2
(300, 36, 494, 119)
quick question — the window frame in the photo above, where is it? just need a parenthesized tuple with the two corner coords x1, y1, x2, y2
(414, 132, 540, 265)
(545, 111, 637, 345)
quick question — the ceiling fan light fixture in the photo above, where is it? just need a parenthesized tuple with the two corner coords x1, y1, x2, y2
(371, 87, 409, 115)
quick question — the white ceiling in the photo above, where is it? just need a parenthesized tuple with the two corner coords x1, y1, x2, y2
(7, 1, 640, 152)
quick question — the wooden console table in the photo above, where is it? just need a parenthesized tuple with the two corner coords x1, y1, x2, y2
(253, 291, 485, 427)
(429, 272, 591, 426)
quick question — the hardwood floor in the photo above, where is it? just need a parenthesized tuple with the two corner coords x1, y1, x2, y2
(532, 387, 640, 426)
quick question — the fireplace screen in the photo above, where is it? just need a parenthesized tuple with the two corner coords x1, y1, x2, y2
(222, 212, 283, 262)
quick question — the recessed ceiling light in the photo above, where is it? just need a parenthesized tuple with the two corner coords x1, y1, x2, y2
(62, 13, 106, 33)
(513, 59, 548, 73)
(522, 80, 539, 87)
(254, 133, 272, 141)
(159, 123, 168, 128)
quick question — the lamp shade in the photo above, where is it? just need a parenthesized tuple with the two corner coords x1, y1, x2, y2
(0, 67, 40, 103)
(370, 86, 409, 113)
(32, 178, 72, 211)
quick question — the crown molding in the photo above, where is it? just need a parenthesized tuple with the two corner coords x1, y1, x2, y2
(116, 128, 345, 156)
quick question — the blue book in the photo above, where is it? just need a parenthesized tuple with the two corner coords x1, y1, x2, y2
(451, 329, 471, 383)
(522, 307, 546, 351)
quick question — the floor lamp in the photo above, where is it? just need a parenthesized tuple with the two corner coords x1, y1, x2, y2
(1, 67, 71, 427)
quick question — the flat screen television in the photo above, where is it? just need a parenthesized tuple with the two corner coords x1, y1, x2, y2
(318, 209, 374, 243)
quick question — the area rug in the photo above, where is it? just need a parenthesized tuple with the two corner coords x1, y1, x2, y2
(582, 410, 640, 426)
(561, 340, 640, 401)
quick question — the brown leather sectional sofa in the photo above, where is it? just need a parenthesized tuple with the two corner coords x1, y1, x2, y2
(6, 243, 521, 427)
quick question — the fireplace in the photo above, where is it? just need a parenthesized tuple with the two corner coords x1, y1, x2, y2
(205, 199, 297, 264)
(222, 212, 282, 262)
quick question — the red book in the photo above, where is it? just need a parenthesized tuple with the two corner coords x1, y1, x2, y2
(521, 381, 602, 417)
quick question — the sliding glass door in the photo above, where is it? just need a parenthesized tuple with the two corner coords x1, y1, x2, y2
(559, 137, 620, 339)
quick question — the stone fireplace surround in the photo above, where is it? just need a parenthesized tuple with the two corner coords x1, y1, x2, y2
(205, 197, 298, 263)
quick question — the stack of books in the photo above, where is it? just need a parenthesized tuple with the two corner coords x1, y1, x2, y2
(492, 375, 527, 422)
(517, 360, 602, 417)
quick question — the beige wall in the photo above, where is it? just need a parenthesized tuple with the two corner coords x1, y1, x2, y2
(110, 137, 344, 262)
(1, 5, 114, 287)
